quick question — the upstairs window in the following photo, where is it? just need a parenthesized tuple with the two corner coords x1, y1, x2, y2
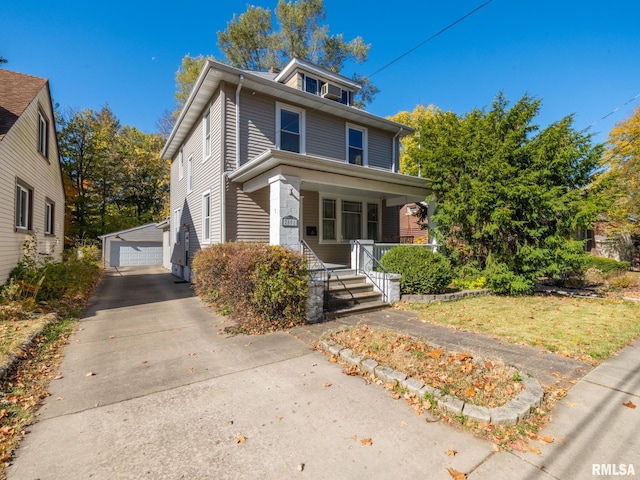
(178, 147, 184, 180)
(38, 111, 48, 157)
(347, 124, 367, 166)
(187, 155, 193, 193)
(276, 103, 305, 154)
(15, 179, 33, 231)
(203, 111, 211, 160)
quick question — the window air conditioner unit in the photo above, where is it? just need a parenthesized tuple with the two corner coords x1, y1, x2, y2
(321, 82, 342, 100)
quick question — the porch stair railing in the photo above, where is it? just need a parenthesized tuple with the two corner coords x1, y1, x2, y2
(300, 239, 331, 310)
(352, 239, 389, 303)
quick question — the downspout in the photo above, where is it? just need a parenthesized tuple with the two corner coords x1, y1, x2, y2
(221, 75, 244, 243)
(392, 127, 403, 173)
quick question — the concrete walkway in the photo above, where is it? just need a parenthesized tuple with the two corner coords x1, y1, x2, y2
(6, 266, 640, 479)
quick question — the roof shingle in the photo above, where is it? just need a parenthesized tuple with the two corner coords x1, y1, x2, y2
(0, 69, 47, 140)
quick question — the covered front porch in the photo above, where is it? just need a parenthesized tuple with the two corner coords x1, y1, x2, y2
(228, 148, 432, 266)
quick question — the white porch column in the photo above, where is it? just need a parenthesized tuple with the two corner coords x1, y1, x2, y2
(269, 174, 301, 251)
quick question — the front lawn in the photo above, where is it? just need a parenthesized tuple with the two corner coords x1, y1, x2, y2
(406, 295, 640, 365)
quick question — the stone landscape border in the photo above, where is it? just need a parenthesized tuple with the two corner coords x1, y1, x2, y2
(319, 338, 544, 426)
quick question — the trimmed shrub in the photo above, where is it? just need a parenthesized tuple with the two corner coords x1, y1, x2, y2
(584, 256, 630, 274)
(191, 243, 308, 333)
(379, 246, 453, 294)
(483, 260, 533, 296)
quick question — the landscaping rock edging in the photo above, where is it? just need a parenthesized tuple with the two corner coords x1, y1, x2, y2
(401, 289, 489, 304)
(319, 338, 543, 426)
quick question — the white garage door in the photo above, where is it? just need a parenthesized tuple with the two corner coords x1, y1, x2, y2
(110, 241, 163, 267)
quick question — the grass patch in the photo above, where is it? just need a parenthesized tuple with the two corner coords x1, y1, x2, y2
(406, 295, 640, 365)
(328, 325, 523, 408)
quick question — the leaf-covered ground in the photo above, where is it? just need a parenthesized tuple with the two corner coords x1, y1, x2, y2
(328, 325, 522, 408)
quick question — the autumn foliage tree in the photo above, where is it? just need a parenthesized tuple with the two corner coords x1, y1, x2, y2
(599, 105, 640, 236)
(402, 94, 603, 293)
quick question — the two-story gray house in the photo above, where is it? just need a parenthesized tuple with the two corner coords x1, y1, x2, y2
(161, 58, 429, 282)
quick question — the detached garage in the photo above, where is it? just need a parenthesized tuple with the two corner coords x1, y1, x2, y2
(99, 224, 164, 267)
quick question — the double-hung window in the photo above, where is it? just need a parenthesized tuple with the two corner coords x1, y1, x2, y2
(202, 191, 211, 243)
(178, 147, 184, 180)
(38, 111, 48, 157)
(347, 124, 367, 166)
(15, 179, 33, 231)
(203, 111, 211, 160)
(276, 103, 305, 153)
(342, 201, 362, 240)
(322, 199, 336, 241)
(174, 208, 181, 244)
(45, 199, 55, 235)
(187, 155, 193, 193)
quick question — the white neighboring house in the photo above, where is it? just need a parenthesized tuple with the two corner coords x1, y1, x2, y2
(98, 224, 164, 268)
(161, 58, 430, 281)
(0, 69, 65, 285)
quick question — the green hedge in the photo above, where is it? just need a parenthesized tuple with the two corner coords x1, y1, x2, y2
(191, 243, 308, 333)
(379, 246, 453, 294)
(584, 256, 630, 274)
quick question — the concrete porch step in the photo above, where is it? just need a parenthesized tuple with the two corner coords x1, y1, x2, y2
(325, 300, 390, 318)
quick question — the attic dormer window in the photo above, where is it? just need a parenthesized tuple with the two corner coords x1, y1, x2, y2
(301, 73, 350, 106)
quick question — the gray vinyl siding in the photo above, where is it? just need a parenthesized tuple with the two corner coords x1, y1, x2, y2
(240, 92, 275, 165)
(0, 84, 64, 285)
(300, 190, 350, 265)
(368, 128, 394, 170)
(223, 82, 237, 171)
(226, 183, 269, 242)
(306, 110, 344, 159)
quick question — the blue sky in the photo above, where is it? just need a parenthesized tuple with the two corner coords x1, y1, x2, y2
(3, 1, 639, 145)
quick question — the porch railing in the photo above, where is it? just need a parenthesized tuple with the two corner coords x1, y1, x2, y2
(300, 239, 331, 310)
(352, 240, 389, 303)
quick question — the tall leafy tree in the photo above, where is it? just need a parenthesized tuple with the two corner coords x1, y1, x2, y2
(173, 0, 376, 115)
(598, 105, 640, 236)
(406, 93, 603, 292)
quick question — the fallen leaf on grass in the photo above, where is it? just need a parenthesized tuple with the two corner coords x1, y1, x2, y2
(464, 387, 476, 397)
(623, 401, 637, 409)
(445, 449, 457, 456)
(447, 467, 466, 479)
(360, 438, 372, 446)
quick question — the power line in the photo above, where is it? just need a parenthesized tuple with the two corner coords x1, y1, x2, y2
(367, 0, 494, 79)
(584, 92, 640, 131)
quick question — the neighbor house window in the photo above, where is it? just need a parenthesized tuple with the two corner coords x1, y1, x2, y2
(174, 208, 181, 244)
(203, 111, 211, 160)
(347, 124, 367, 166)
(45, 199, 55, 235)
(15, 179, 33, 231)
(187, 155, 193, 193)
(276, 103, 305, 153)
(202, 191, 211, 243)
(178, 147, 184, 180)
(322, 198, 336, 241)
(38, 111, 48, 157)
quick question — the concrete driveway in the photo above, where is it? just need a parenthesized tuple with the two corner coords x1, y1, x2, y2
(7, 266, 495, 479)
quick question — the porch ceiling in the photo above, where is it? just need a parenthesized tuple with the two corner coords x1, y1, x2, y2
(229, 149, 430, 204)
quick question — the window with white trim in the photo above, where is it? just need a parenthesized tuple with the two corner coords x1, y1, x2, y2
(174, 208, 181, 244)
(203, 111, 211, 160)
(322, 198, 336, 241)
(320, 196, 380, 242)
(347, 124, 367, 166)
(38, 111, 48, 157)
(202, 191, 211, 243)
(15, 179, 33, 231)
(45, 199, 55, 235)
(276, 103, 305, 153)
(178, 147, 184, 180)
(187, 155, 193, 193)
